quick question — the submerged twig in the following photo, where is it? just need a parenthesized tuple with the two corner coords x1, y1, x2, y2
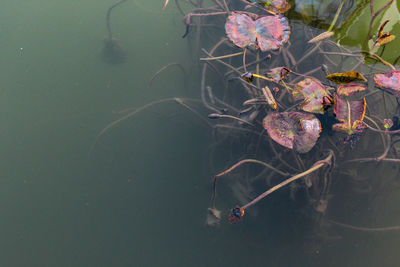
(149, 63, 187, 87)
(328, 219, 400, 232)
(90, 98, 209, 155)
(211, 158, 291, 208)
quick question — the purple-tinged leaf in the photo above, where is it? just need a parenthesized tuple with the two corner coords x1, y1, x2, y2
(263, 112, 321, 153)
(255, 15, 290, 51)
(337, 83, 367, 96)
(333, 94, 366, 135)
(267, 67, 290, 82)
(292, 78, 330, 114)
(225, 13, 256, 49)
(374, 70, 400, 98)
(225, 13, 290, 52)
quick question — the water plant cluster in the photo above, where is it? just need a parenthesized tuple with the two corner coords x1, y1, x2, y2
(97, 0, 400, 233)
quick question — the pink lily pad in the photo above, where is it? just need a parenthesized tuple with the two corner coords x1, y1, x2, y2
(337, 83, 367, 96)
(374, 70, 400, 98)
(292, 78, 331, 114)
(255, 15, 290, 51)
(225, 13, 290, 52)
(225, 13, 256, 49)
(333, 94, 366, 134)
(263, 112, 321, 153)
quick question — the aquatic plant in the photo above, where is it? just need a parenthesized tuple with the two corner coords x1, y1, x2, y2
(94, 0, 400, 235)
(263, 112, 321, 153)
(374, 70, 400, 98)
(225, 13, 290, 51)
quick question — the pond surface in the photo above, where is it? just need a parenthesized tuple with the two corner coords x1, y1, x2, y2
(1, 0, 400, 266)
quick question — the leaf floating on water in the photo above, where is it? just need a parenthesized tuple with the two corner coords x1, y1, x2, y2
(374, 70, 400, 98)
(255, 15, 290, 51)
(337, 83, 367, 96)
(267, 66, 291, 82)
(225, 13, 256, 49)
(333, 94, 366, 135)
(292, 78, 331, 114)
(308, 31, 334, 44)
(225, 13, 290, 52)
(327, 71, 367, 84)
(263, 112, 321, 153)
(246, 0, 291, 13)
(271, 0, 291, 13)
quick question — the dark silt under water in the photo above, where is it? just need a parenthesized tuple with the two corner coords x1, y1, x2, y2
(1, 0, 400, 266)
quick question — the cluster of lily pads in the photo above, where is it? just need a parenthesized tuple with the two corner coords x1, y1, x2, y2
(222, 2, 400, 155)
(159, 0, 400, 226)
(91, 0, 400, 229)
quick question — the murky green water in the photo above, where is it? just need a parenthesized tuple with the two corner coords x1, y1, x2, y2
(1, 0, 400, 266)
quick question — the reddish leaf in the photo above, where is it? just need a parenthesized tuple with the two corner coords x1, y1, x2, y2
(225, 13, 256, 49)
(333, 94, 366, 134)
(337, 83, 367, 96)
(225, 13, 290, 52)
(292, 78, 331, 114)
(255, 15, 290, 51)
(263, 112, 321, 153)
(267, 67, 291, 82)
(374, 70, 400, 98)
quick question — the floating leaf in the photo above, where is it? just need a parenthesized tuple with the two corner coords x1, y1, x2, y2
(263, 112, 321, 153)
(292, 78, 331, 114)
(308, 31, 334, 43)
(374, 70, 400, 98)
(256, 15, 290, 51)
(327, 71, 367, 84)
(374, 20, 396, 47)
(225, 13, 290, 52)
(337, 83, 367, 96)
(267, 66, 291, 82)
(333, 93, 366, 135)
(269, 0, 291, 12)
(225, 13, 256, 49)
(247, 0, 291, 13)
